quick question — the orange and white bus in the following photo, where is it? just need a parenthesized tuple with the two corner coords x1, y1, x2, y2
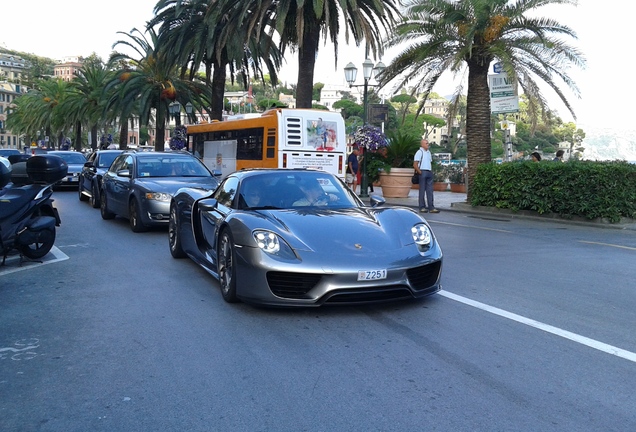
(186, 108, 347, 180)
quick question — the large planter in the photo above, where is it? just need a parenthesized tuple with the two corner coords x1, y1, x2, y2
(434, 182, 449, 192)
(450, 183, 467, 193)
(379, 167, 414, 198)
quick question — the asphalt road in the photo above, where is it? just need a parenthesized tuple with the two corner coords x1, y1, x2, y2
(1, 190, 635, 431)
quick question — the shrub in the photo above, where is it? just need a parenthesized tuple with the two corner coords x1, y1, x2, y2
(471, 160, 636, 222)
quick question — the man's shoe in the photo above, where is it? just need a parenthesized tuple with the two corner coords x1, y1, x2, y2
(429, 208, 440, 213)
(419, 208, 428, 213)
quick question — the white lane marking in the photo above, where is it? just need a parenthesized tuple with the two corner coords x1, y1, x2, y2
(439, 290, 636, 364)
(0, 246, 69, 276)
(428, 220, 513, 233)
(579, 240, 636, 251)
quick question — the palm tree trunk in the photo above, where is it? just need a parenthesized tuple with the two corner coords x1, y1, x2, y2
(155, 109, 166, 152)
(91, 125, 98, 151)
(295, 27, 320, 108)
(210, 63, 227, 121)
(465, 58, 492, 201)
(74, 121, 82, 152)
(119, 116, 129, 150)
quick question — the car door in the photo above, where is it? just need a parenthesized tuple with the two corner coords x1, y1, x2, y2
(198, 176, 238, 264)
(109, 154, 134, 215)
(80, 152, 96, 192)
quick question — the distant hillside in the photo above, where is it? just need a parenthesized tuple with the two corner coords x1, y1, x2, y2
(582, 128, 636, 162)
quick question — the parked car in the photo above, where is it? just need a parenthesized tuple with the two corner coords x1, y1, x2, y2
(47, 151, 87, 188)
(78, 150, 124, 208)
(168, 169, 443, 307)
(0, 149, 21, 158)
(100, 151, 220, 232)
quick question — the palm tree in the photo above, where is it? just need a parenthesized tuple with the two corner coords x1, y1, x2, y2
(60, 61, 114, 151)
(273, 0, 401, 108)
(8, 79, 71, 148)
(381, 0, 585, 199)
(151, 0, 282, 121)
(108, 27, 211, 151)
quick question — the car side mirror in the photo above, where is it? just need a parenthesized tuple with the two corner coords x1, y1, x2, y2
(369, 195, 385, 207)
(198, 198, 218, 212)
(117, 169, 131, 178)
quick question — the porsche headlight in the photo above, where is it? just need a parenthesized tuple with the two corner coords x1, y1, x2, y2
(411, 223, 432, 246)
(252, 230, 297, 259)
(145, 192, 171, 201)
(253, 231, 280, 253)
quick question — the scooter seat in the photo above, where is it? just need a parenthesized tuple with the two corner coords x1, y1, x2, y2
(0, 185, 38, 219)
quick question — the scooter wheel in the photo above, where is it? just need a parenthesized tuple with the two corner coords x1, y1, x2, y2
(19, 228, 56, 259)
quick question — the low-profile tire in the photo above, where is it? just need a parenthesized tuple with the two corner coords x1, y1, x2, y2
(129, 199, 148, 233)
(78, 183, 88, 201)
(218, 229, 238, 303)
(100, 190, 115, 220)
(19, 228, 56, 259)
(168, 202, 186, 258)
(90, 182, 100, 208)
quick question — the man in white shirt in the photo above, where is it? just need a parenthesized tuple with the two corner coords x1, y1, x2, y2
(413, 139, 439, 213)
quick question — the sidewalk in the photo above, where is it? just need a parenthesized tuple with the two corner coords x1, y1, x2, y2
(361, 186, 636, 230)
(362, 186, 466, 211)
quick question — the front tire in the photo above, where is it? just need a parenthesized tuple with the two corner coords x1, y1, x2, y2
(100, 190, 115, 220)
(129, 199, 148, 233)
(19, 228, 56, 259)
(218, 229, 238, 303)
(169, 202, 186, 258)
(78, 183, 88, 201)
(90, 182, 100, 208)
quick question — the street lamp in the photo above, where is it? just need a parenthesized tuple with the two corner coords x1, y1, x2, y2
(185, 102, 194, 124)
(344, 56, 385, 198)
(169, 101, 181, 126)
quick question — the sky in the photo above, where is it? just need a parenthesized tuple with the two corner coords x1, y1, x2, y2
(1, 0, 627, 131)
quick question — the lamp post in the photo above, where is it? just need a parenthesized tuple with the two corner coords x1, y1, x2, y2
(344, 56, 385, 198)
(185, 102, 194, 124)
(169, 101, 181, 126)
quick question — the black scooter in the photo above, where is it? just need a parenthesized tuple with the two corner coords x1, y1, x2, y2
(0, 154, 67, 265)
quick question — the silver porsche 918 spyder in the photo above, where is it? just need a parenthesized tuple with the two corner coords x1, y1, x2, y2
(169, 169, 443, 307)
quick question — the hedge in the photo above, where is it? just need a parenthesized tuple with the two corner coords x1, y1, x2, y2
(470, 160, 636, 223)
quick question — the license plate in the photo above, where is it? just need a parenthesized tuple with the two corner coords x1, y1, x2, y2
(357, 269, 387, 281)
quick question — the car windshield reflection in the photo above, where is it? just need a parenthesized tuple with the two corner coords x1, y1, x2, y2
(238, 172, 356, 210)
(137, 157, 211, 178)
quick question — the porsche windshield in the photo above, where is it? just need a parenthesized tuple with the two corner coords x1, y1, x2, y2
(238, 172, 358, 210)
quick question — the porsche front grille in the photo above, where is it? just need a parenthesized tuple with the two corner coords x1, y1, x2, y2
(406, 261, 442, 290)
(267, 272, 322, 299)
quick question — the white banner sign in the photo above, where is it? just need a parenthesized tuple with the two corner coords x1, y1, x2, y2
(489, 72, 519, 114)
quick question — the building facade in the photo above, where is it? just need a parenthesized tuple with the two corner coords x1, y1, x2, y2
(0, 54, 28, 82)
(53, 56, 83, 82)
(0, 82, 27, 149)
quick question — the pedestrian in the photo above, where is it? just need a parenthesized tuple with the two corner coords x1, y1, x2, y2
(413, 138, 439, 213)
(553, 149, 565, 162)
(531, 152, 542, 162)
(346, 146, 360, 193)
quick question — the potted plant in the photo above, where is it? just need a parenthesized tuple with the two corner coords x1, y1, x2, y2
(433, 160, 449, 191)
(446, 164, 467, 193)
(363, 129, 420, 198)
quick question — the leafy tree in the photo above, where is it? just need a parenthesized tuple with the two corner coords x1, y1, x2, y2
(555, 122, 586, 158)
(381, 0, 585, 199)
(312, 83, 324, 102)
(420, 113, 446, 142)
(390, 92, 418, 125)
(332, 100, 363, 119)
